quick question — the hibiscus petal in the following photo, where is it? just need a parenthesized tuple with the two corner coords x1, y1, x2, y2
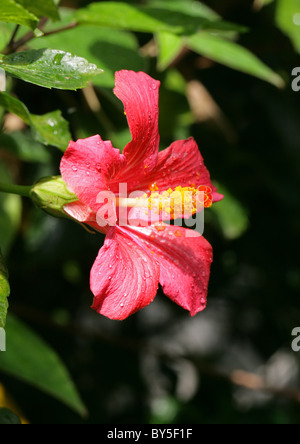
(90, 227, 160, 320)
(63, 200, 109, 234)
(60, 135, 127, 212)
(124, 225, 213, 316)
(138, 137, 223, 203)
(113, 70, 160, 185)
(63, 200, 94, 223)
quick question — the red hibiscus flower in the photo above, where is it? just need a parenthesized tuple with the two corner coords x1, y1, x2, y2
(60, 70, 223, 320)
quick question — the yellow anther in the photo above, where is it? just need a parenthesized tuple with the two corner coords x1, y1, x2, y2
(149, 182, 159, 192)
(146, 185, 212, 218)
(116, 184, 213, 220)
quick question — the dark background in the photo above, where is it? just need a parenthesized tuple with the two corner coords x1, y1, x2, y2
(1, 0, 300, 424)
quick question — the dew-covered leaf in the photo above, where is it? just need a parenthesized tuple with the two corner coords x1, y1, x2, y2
(0, 49, 102, 90)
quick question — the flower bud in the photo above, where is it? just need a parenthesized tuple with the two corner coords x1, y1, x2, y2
(30, 176, 78, 219)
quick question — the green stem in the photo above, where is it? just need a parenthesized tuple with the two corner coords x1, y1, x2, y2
(7, 25, 20, 49)
(2, 17, 48, 55)
(0, 182, 31, 198)
(2, 20, 79, 55)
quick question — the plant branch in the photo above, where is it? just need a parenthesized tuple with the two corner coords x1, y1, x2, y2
(2, 17, 47, 55)
(7, 25, 20, 50)
(2, 20, 79, 55)
(42, 21, 79, 38)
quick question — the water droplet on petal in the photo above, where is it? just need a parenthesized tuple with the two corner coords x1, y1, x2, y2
(72, 166, 78, 172)
(120, 303, 124, 308)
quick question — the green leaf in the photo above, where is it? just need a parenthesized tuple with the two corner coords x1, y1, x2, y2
(0, 92, 71, 150)
(0, 193, 21, 255)
(211, 186, 249, 240)
(0, 163, 22, 256)
(187, 32, 285, 88)
(76, 2, 177, 33)
(28, 12, 145, 88)
(0, 0, 38, 30)
(0, 132, 51, 163)
(148, 0, 220, 20)
(156, 32, 185, 71)
(30, 111, 71, 151)
(276, 0, 300, 53)
(0, 91, 30, 124)
(0, 250, 10, 329)
(0, 408, 21, 425)
(75, 2, 246, 35)
(0, 49, 102, 90)
(0, 314, 87, 416)
(0, 22, 15, 52)
(15, 0, 59, 21)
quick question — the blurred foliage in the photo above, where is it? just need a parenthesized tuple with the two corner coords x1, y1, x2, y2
(0, 0, 300, 425)
(0, 249, 10, 328)
(0, 407, 21, 424)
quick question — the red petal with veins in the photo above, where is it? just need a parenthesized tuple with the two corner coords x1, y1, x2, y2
(90, 227, 160, 320)
(113, 70, 160, 186)
(64, 200, 95, 223)
(138, 137, 223, 202)
(60, 135, 126, 212)
(124, 225, 213, 316)
(63, 200, 109, 233)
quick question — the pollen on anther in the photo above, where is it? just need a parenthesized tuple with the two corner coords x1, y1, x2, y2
(154, 224, 166, 232)
(146, 184, 213, 218)
(149, 182, 159, 192)
(174, 230, 183, 238)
